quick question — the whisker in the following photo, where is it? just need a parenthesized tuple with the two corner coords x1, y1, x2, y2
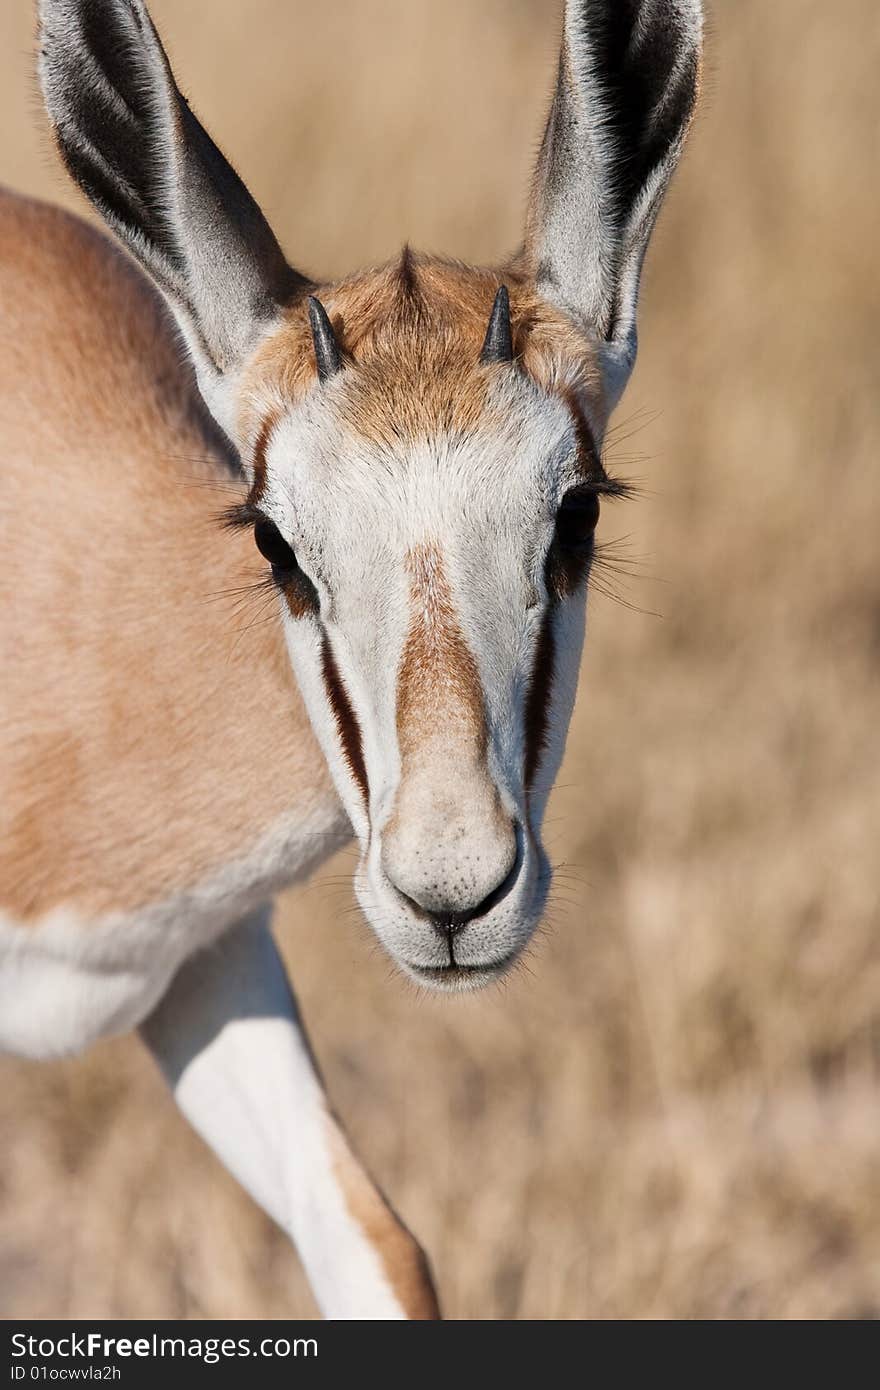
(602, 406, 662, 450)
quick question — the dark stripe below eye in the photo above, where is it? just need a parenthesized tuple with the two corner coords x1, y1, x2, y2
(320, 634, 369, 803)
(523, 607, 556, 790)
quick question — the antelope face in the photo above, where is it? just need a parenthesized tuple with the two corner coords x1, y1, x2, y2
(39, 0, 701, 988)
(233, 262, 621, 987)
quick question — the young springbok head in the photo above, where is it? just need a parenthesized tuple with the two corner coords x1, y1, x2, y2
(38, 0, 702, 989)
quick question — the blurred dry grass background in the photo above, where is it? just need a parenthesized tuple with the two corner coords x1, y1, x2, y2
(2, 0, 879, 1319)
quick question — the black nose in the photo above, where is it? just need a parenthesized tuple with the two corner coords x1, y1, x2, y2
(426, 906, 481, 941)
(394, 891, 492, 935)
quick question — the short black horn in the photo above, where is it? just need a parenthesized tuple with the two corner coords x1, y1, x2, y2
(480, 285, 513, 364)
(308, 295, 342, 382)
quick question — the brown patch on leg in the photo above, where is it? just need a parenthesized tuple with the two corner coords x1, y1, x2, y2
(326, 1116, 441, 1320)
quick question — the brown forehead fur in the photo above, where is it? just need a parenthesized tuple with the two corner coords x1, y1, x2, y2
(238, 250, 605, 452)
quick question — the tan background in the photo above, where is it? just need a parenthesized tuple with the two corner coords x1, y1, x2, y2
(2, 0, 879, 1319)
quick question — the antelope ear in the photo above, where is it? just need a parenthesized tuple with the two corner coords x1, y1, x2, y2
(524, 0, 703, 413)
(37, 0, 310, 433)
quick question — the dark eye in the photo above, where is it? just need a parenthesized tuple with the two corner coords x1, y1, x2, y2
(253, 515, 298, 572)
(555, 488, 600, 549)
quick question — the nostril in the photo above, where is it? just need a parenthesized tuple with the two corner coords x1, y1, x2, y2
(390, 822, 523, 930)
(445, 862, 518, 928)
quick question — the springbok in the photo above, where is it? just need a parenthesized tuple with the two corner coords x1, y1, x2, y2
(0, 0, 702, 1319)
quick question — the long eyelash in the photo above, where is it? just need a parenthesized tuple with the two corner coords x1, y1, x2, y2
(583, 473, 638, 500)
(202, 573, 277, 612)
(218, 499, 263, 532)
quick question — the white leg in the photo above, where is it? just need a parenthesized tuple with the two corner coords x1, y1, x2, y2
(139, 908, 439, 1320)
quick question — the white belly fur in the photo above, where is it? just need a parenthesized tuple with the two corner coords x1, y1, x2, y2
(0, 805, 351, 1059)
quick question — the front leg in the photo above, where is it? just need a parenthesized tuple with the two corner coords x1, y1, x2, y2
(139, 908, 439, 1320)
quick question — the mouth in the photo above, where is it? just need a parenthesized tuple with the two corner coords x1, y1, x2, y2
(403, 953, 518, 992)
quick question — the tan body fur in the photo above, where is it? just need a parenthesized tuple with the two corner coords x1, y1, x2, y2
(0, 190, 345, 924)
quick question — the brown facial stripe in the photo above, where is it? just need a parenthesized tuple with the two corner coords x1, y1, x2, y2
(216, 405, 279, 526)
(524, 606, 556, 790)
(249, 408, 282, 504)
(561, 386, 601, 478)
(397, 543, 486, 758)
(235, 410, 321, 619)
(320, 633, 369, 803)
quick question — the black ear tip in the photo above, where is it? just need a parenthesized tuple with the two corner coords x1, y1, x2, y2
(480, 284, 514, 365)
(308, 294, 343, 382)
